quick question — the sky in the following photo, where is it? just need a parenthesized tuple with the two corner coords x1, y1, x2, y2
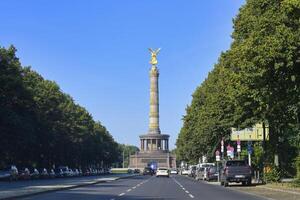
(0, 0, 245, 149)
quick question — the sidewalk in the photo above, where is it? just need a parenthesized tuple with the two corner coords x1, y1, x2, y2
(0, 174, 137, 200)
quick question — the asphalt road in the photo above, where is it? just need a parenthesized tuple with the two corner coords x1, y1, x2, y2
(21, 175, 266, 200)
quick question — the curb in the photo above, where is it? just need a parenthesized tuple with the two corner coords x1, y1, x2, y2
(1, 175, 139, 200)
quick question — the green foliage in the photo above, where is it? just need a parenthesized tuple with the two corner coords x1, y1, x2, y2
(265, 165, 284, 183)
(117, 144, 139, 168)
(0, 46, 120, 168)
(176, 0, 300, 178)
(296, 155, 300, 180)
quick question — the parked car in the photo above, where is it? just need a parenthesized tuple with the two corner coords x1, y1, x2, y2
(57, 166, 69, 177)
(156, 168, 169, 177)
(220, 160, 252, 187)
(0, 165, 18, 181)
(54, 168, 64, 177)
(134, 169, 140, 174)
(30, 168, 40, 179)
(67, 168, 74, 177)
(73, 169, 80, 176)
(188, 165, 197, 178)
(206, 166, 219, 181)
(181, 168, 189, 175)
(83, 168, 91, 176)
(49, 169, 56, 178)
(18, 168, 30, 180)
(79, 169, 83, 176)
(195, 167, 205, 180)
(40, 168, 49, 178)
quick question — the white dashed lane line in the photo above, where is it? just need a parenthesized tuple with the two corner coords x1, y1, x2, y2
(118, 193, 125, 196)
(115, 177, 152, 198)
(172, 177, 195, 199)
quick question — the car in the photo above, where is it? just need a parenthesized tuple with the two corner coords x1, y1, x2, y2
(156, 168, 169, 177)
(0, 165, 18, 181)
(134, 169, 140, 174)
(54, 168, 64, 177)
(57, 166, 69, 177)
(78, 169, 83, 176)
(18, 168, 30, 180)
(220, 160, 252, 187)
(206, 166, 219, 181)
(40, 168, 49, 178)
(143, 167, 154, 175)
(67, 168, 74, 177)
(73, 169, 80, 176)
(49, 169, 56, 178)
(195, 167, 205, 180)
(188, 166, 197, 178)
(30, 168, 40, 179)
(170, 169, 178, 175)
(181, 168, 189, 175)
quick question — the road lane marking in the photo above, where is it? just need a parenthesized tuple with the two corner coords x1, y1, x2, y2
(133, 186, 136, 189)
(172, 177, 195, 199)
(127, 189, 132, 192)
(118, 193, 125, 196)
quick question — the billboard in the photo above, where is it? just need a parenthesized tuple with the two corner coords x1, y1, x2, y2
(231, 123, 269, 141)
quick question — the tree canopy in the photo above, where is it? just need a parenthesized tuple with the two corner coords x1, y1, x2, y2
(0, 45, 120, 169)
(176, 0, 300, 174)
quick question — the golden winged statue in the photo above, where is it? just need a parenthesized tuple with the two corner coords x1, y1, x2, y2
(148, 48, 161, 65)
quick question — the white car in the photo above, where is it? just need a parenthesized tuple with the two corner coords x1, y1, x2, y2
(170, 169, 178, 175)
(156, 168, 169, 177)
(181, 169, 189, 175)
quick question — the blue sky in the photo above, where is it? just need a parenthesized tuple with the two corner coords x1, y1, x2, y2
(1, 0, 245, 149)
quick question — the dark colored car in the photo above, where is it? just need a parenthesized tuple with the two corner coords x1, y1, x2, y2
(18, 168, 31, 180)
(54, 168, 64, 177)
(49, 169, 56, 178)
(0, 165, 18, 181)
(30, 168, 40, 179)
(40, 168, 49, 178)
(206, 166, 219, 181)
(220, 160, 252, 187)
(143, 167, 154, 175)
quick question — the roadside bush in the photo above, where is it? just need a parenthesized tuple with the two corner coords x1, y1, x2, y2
(296, 156, 300, 180)
(264, 165, 283, 183)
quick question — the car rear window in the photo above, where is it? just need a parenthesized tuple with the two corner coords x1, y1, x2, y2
(226, 161, 246, 166)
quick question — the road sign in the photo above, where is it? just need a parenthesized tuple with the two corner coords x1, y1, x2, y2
(226, 145, 234, 159)
(247, 142, 253, 154)
(231, 123, 270, 141)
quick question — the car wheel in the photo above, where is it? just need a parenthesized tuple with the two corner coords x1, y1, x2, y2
(247, 178, 252, 186)
(220, 181, 224, 186)
(242, 181, 246, 186)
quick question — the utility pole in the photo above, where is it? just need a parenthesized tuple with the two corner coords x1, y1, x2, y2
(262, 122, 266, 183)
